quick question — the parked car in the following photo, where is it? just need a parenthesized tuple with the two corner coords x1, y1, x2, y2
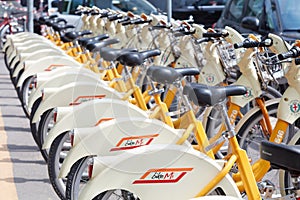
(172, 0, 227, 28)
(148, 0, 228, 28)
(215, 0, 300, 43)
(47, 0, 158, 28)
(49, 0, 158, 15)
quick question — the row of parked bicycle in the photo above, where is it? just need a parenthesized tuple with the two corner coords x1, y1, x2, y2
(0, 1, 27, 49)
(3, 5, 300, 200)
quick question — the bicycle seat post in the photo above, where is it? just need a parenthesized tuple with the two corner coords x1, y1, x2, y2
(218, 102, 236, 139)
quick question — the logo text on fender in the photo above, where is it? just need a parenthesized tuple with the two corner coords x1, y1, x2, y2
(110, 134, 159, 151)
(94, 118, 114, 126)
(69, 95, 106, 106)
(133, 168, 193, 184)
(44, 64, 67, 71)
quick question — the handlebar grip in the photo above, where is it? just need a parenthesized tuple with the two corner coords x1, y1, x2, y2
(100, 12, 110, 18)
(195, 38, 212, 44)
(234, 41, 259, 49)
(121, 20, 132, 26)
(278, 46, 300, 60)
(171, 26, 185, 32)
(202, 31, 228, 38)
(108, 14, 123, 21)
(118, 16, 130, 23)
(295, 58, 300, 65)
(150, 25, 170, 30)
(234, 38, 273, 49)
(132, 19, 152, 25)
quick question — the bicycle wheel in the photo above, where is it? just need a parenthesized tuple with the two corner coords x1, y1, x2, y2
(92, 190, 140, 200)
(37, 108, 55, 157)
(237, 101, 298, 195)
(0, 24, 10, 50)
(48, 132, 71, 200)
(29, 97, 42, 141)
(91, 187, 227, 200)
(66, 157, 231, 200)
(0, 22, 24, 50)
(279, 132, 300, 196)
(20, 75, 35, 117)
(65, 156, 92, 200)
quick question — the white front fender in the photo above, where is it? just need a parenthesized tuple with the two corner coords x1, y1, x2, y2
(28, 68, 100, 111)
(4, 32, 39, 52)
(34, 67, 96, 89)
(42, 98, 148, 149)
(198, 42, 225, 86)
(79, 145, 241, 200)
(31, 82, 122, 123)
(12, 49, 66, 78)
(8, 42, 56, 66)
(16, 56, 82, 88)
(6, 35, 49, 59)
(59, 118, 187, 178)
(277, 87, 300, 124)
(231, 74, 262, 108)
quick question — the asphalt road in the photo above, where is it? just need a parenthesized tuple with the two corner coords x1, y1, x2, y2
(0, 53, 59, 200)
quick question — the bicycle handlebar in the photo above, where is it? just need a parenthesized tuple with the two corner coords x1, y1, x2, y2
(171, 26, 185, 32)
(278, 46, 300, 60)
(202, 31, 229, 38)
(195, 38, 213, 44)
(108, 14, 123, 21)
(234, 38, 273, 49)
(150, 25, 171, 30)
(118, 16, 130, 23)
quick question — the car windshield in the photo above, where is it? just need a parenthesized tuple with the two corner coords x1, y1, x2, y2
(278, 0, 300, 31)
(112, 0, 157, 15)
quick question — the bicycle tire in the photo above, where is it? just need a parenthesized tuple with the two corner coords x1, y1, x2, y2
(92, 190, 140, 200)
(279, 132, 300, 196)
(37, 108, 55, 153)
(67, 157, 231, 200)
(66, 157, 151, 200)
(0, 24, 10, 50)
(0, 23, 24, 50)
(29, 96, 42, 139)
(9, 60, 19, 77)
(11, 68, 24, 88)
(66, 156, 91, 200)
(91, 186, 227, 200)
(4, 51, 9, 68)
(236, 100, 298, 195)
(20, 76, 35, 117)
(48, 132, 70, 200)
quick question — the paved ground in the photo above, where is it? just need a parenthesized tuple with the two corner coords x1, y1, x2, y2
(0, 53, 59, 199)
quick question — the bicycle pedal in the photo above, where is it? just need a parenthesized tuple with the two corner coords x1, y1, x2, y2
(258, 180, 276, 199)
